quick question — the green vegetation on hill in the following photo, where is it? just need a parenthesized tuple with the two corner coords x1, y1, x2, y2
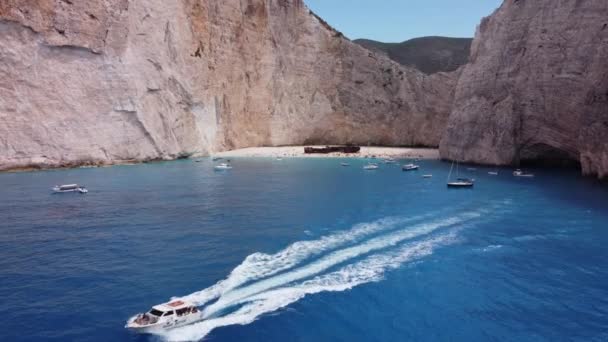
(354, 36, 472, 74)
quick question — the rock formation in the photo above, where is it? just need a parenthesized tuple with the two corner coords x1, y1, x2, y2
(0, 0, 456, 171)
(440, 0, 608, 179)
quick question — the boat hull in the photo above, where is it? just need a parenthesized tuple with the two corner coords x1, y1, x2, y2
(126, 313, 202, 334)
(447, 183, 474, 188)
(52, 188, 88, 194)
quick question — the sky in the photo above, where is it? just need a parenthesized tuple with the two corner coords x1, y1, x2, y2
(304, 0, 503, 42)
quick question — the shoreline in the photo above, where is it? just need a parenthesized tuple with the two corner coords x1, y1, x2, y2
(213, 146, 440, 159)
(0, 146, 438, 173)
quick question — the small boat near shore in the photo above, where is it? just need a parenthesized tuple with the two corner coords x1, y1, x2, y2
(384, 158, 396, 164)
(447, 178, 475, 188)
(52, 184, 88, 194)
(447, 161, 474, 188)
(363, 163, 379, 170)
(488, 171, 499, 176)
(125, 300, 201, 334)
(402, 163, 419, 171)
(513, 169, 534, 178)
(341, 162, 350, 167)
(212, 157, 223, 161)
(214, 163, 232, 170)
(422, 174, 433, 178)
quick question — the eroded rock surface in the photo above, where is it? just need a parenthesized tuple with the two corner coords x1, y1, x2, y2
(0, 0, 456, 170)
(440, 0, 608, 178)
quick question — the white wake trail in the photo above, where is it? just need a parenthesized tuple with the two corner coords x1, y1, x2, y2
(179, 213, 436, 306)
(158, 205, 500, 341)
(162, 232, 459, 342)
(200, 212, 478, 318)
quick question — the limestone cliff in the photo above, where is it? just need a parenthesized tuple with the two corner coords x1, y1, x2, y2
(440, 0, 608, 178)
(0, 0, 456, 171)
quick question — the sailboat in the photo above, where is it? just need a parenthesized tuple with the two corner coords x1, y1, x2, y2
(447, 161, 474, 188)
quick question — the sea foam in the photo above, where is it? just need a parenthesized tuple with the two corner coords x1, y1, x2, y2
(161, 209, 485, 341)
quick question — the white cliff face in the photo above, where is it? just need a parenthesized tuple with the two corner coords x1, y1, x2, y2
(0, 0, 456, 171)
(440, 0, 608, 178)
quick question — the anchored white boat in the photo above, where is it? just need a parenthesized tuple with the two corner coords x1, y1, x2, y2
(447, 161, 474, 188)
(52, 184, 88, 194)
(384, 158, 396, 164)
(422, 174, 433, 178)
(125, 300, 201, 334)
(214, 163, 232, 170)
(488, 171, 499, 176)
(402, 163, 419, 171)
(341, 162, 350, 167)
(447, 178, 475, 188)
(513, 169, 534, 178)
(363, 163, 379, 170)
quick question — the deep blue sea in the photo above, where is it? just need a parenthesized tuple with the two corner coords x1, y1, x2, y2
(1, 158, 608, 342)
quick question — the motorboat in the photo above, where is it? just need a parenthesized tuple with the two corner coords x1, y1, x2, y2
(276, 157, 283, 161)
(422, 174, 433, 178)
(384, 158, 396, 164)
(513, 169, 534, 177)
(402, 163, 419, 171)
(341, 162, 350, 167)
(467, 167, 477, 171)
(488, 171, 499, 176)
(125, 300, 201, 334)
(52, 184, 88, 194)
(214, 163, 232, 170)
(363, 163, 379, 170)
(212, 157, 223, 161)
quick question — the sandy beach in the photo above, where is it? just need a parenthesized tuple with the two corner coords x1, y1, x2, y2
(213, 146, 439, 159)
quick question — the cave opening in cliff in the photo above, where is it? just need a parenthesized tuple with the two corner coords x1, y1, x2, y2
(518, 143, 581, 169)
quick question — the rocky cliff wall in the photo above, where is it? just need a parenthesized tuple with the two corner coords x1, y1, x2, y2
(440, 0, 608, 179)
(0, 0, 456, 170)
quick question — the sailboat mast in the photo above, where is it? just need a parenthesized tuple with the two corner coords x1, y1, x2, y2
(448, 161, 454, 182)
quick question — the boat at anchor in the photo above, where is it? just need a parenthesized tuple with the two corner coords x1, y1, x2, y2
(363, 163, 379, 170)
(446, 162, 474, 188)
(402, 163, 419, 171)
(513, 169, 534, 178)
(214, 163, 233, 170)
(52, 184, 88, 194)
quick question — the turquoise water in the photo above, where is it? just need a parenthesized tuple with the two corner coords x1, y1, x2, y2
(1, 158, 607, 341)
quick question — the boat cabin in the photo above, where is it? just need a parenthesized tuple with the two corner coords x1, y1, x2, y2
(59, 184, 79, 191)
(152, 300, 198, 317)
(133, 300, 198, 326)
